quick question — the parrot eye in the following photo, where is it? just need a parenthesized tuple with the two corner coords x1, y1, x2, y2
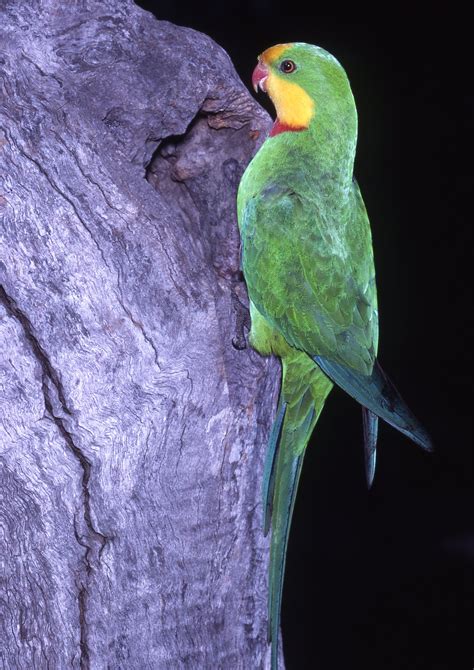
(280, 59, 296, 74)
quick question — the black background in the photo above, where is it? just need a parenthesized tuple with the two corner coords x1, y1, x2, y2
(137, 3, 473, 668)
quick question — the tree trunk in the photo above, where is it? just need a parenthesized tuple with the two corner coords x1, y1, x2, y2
(0, 2, 279, 667)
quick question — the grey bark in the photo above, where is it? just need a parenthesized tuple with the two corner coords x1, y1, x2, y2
(0, 2, 280, 668)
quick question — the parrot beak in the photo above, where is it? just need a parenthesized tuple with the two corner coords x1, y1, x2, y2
(252, 60, 269, 93)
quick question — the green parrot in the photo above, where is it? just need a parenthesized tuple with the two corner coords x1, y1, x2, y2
(236, 42, 432, 668)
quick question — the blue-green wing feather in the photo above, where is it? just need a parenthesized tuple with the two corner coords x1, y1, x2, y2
(315, 356, 432, 451)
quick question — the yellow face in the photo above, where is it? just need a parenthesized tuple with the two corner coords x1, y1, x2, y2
(260, 44, 315, 129)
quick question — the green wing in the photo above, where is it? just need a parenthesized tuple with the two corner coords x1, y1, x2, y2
(241, 179, 378, 375)
(241, 180, 432, 452)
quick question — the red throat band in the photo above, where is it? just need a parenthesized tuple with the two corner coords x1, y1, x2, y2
(269, 119, 307, 137)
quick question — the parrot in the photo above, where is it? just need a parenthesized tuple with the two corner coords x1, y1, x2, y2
(236, 42, 432, 669)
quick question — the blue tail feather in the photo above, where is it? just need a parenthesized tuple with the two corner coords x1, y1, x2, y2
(362, 407, 378, 487)
(268, 433, 307, 665)
(263, 398, 287, 536)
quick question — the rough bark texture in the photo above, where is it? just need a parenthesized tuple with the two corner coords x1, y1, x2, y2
(0, 2, 279, 667)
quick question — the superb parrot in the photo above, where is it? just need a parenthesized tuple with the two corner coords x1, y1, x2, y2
(236, 42, 432, 668)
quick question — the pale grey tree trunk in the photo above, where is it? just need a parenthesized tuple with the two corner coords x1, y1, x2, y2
(0, 1, 280, 667)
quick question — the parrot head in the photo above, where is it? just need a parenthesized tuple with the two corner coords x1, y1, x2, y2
(252, 42, 356, 137)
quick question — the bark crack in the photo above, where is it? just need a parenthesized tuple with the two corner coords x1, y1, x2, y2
(51, 129, 128, 217)
(0, 284, 107, 670)
(116, 288, 161, 369)
(146, 212, 191, 303)
(4, 128, 111, 271)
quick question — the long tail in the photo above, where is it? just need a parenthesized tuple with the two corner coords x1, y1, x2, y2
(263, 356, 332, 669)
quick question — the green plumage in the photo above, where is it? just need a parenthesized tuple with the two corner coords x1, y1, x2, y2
(237, 43, 432, 668)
